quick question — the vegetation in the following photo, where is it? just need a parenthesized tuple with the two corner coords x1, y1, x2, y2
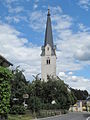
(9, 68, 76, 117)
(10, 66, 28, 106)
(71, 88, 88, 100)
(1, 66, 88, 119)
(0, 67, 12, 119)
(10, 105, 26, 115)
(27, 75, 76, 111)
(8, 113, 33, 120)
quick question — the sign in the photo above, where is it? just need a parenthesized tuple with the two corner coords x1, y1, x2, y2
(23, 94, 29, 99)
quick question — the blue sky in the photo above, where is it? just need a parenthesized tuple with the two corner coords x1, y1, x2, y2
(0, 0, 90, 92)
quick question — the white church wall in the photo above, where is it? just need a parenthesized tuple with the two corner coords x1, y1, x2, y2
(41, 45, 56, 81)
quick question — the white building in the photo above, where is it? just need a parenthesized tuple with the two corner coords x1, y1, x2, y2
(41, 9, 56, 81)
(86, 96, 90, 112)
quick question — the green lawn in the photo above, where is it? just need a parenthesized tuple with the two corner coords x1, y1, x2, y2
(8, 114, 33, 120)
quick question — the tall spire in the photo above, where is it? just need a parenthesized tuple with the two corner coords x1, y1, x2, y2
(41, 9, 56, 56)
(47, 8, 50, 16)
(44, 9, 53, 48)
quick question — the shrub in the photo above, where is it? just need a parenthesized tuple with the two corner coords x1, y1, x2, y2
(0, 67, 12, 119)
(10, 105, 26, 114)
(28, 96, 42, 113)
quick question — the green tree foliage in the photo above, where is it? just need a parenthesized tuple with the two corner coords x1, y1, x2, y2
(28, 96, 42, 113)
(10, 105, 25, 114)
(9, 69, 77, 114)
(10, 67, 29, 106)
(28, 75, 76, 112)
(27, 75, 43, 113)
(71, 88, 88, 100)
(10, 67, 29, 115)
(42, 76, 76, 110)
(0, 67, 12, 119)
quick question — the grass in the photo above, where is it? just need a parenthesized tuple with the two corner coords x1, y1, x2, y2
(8, 114, 33, 120)
(8, 110, 63, 120)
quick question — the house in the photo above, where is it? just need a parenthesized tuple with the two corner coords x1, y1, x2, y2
(0, 55, 13, 67)
(69, 100, 86, 112)
(86, 96, 90, 112)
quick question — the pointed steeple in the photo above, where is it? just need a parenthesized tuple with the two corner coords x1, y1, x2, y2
(44, 9, 53, 47)
(41, 9, 56, 56)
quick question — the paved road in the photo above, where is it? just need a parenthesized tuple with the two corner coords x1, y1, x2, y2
(38, 112, 90, 120)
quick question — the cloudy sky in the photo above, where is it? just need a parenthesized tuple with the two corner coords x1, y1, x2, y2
(0, 0, 90, 92)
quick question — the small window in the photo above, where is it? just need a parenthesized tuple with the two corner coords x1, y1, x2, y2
(49, 59, 50, 64)
(47, 47, 49, 51)
(46, 60, 48, 64)
(46, 59, 50, 65)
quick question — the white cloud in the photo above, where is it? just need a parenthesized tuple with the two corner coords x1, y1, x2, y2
(29, 10, 46, 31)
(68, 72, 73, 75)
(59, 71, 90, 92)
(5, 15, 28, 23)
(5, 16, 20, 23)
(0, 23, 41, 80)
(8, 6, 24, 14)
(3, 0, 24, 14)
(52, 15, 72, 30)
(29, 6, 62, 31)
(33, 4, 38, 9)
(13, 6, 24, 13)
(78, 0, 90, 11)
(5, 0, 18, 4)
(33, 0, 40, 9)
(59, 72, 66, 77)
(49, 6, 62, 14)
(78, 23, 90, 32)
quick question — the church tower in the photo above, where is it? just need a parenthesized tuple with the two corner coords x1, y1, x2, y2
(41, 9, 56, 81)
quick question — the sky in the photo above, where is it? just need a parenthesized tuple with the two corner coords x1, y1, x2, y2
(0, 0, 90, 92)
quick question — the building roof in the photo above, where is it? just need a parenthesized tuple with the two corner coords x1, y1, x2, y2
(41, 9, 56, 56)
(44, 9, 53, 48)
(0, 55, 13, 67)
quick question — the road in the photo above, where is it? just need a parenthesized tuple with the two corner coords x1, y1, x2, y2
(38, 112, 90, 120)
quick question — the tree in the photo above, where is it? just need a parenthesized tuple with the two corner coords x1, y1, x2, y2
(28, 75, 76, 111)
(71, 88, 88, 100)
(40, 76, 76, 110)
(10, 67, 29, 113)
(0, 67, 12, 119)
(28, 96, 42, 113)
(27, 74, 43, 115)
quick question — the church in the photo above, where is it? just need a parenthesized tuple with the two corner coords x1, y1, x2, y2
(41, 9, 56, 81)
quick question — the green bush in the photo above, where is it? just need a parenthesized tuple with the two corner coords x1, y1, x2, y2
(10, 105, 26, 115)
(0, 67, 12, 119)
(28, 96, 42, 113)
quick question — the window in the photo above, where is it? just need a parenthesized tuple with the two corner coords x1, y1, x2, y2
(46, 59, 50, 65)
(49, 59, 50, 64)
(47, 60, 48, 64)
(47, 47, 49, 51)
